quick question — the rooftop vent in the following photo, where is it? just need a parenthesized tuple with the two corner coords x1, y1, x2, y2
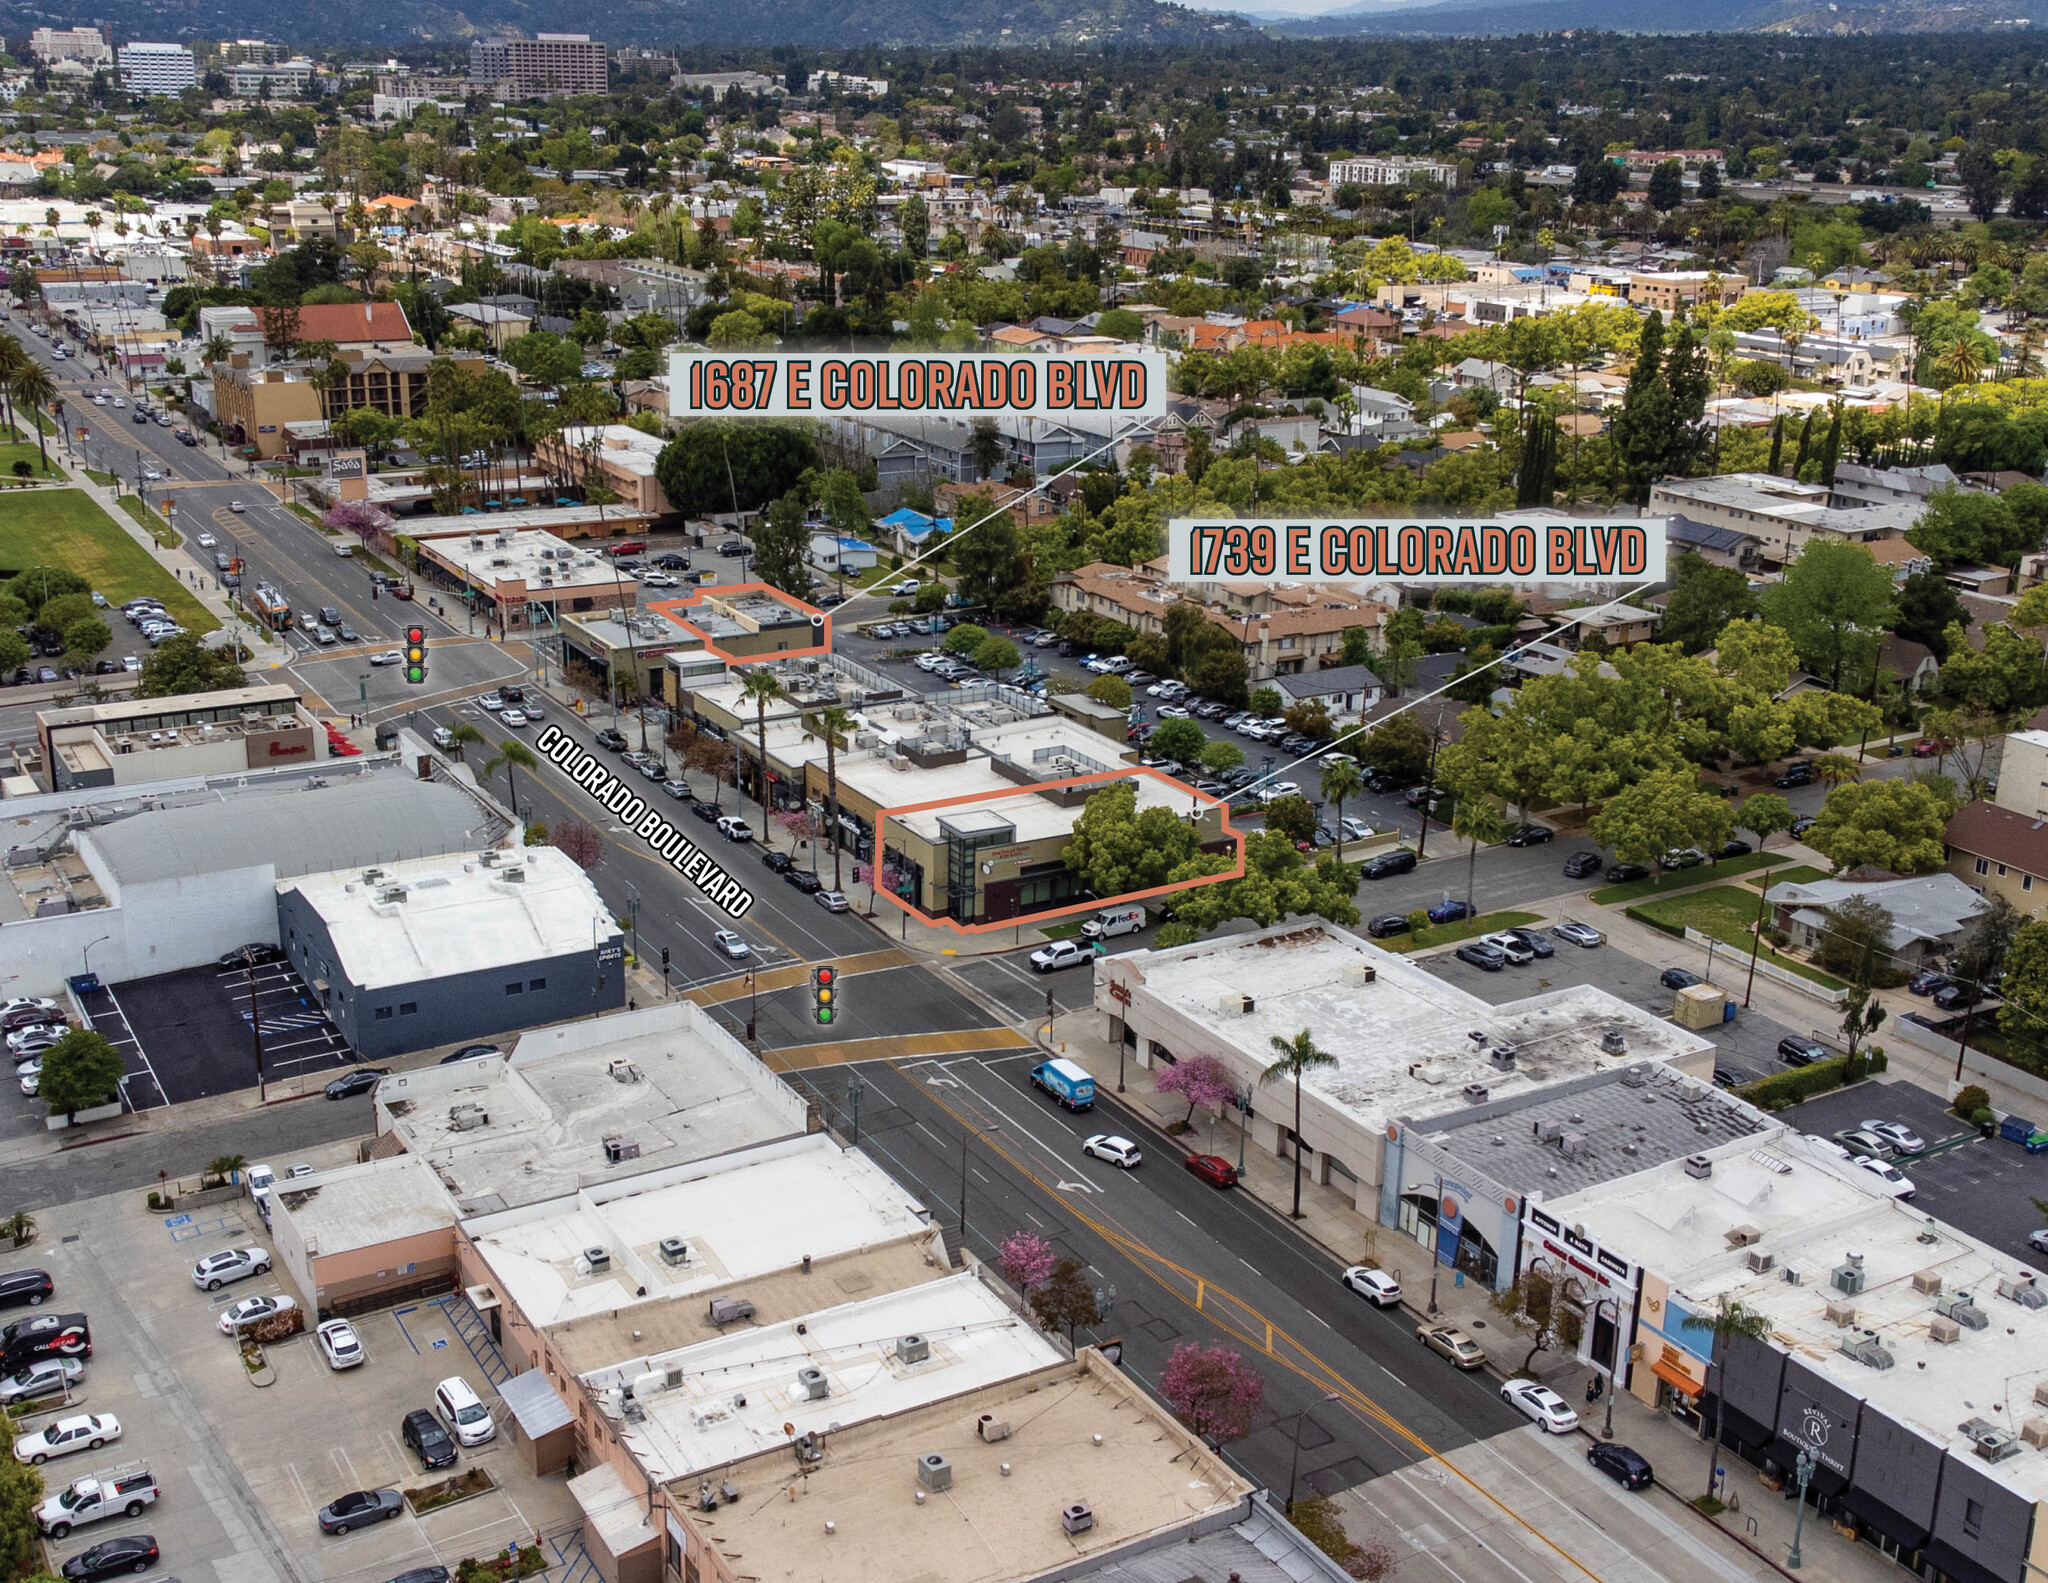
(1537, 1119, 1564, 1143)
(1061, 1502, 1095, 1536)
(1620, 1064, 1651, 1088)
(796, 1366, 829, 1401)
(659, 1238, 689, 1267)
(1462, 1083, 1490, 1104)
(583, 1247, 611, 1273)
(978, 1415, 1011, 1443)
(916, 1453, 951, 1492)
(1825, 1298, 1857, 1327)
(1683, 1154, 1713, 1180)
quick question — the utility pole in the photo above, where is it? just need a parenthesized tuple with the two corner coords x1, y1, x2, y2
(245, 952, 266, 1102)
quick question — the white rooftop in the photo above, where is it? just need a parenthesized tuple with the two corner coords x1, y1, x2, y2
(270, 1152, 455, 1254)
(425, 528, 626, 593)
(1557, 1135, 2048, 1499)
(560, 424, 665, 479)
(375, 1002, 809, 1209)
(579, 1271, 1063, 1483)
(281, 846, 613, 991)
(1115, 923, 1714, 1130)
(463, 1134, 933, 1326)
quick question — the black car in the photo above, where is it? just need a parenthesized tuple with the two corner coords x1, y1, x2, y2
(60, 1535, 157, 1582)
(1455, 942, 1507, 971)
(217, 942, 285, 969)
(1773, 761, 1815, 788)
(1933, 982, 1984, 1011)
(1790, 815, 1818, 837)
(717, 540, 746, 557)
(1777, 1036, 1827, 1067)
(388, 1570, 451, 1583)
(318, 1489, 404, 1535)
(440, 1044, 501, 1064)
(1504, 927, 1555, 960)
(1362, 769, 1406, 794)
(816, 592, 847, 608)
(1586, 1442, 1653, 1490)
(1366, 914, 1411, 939)
(1504, 825, 1553, 847)
(785, 869, 824, 893)
(401, 1408, 457, 1469)
(1716, 839, 1752, 859)
(594, 728, 629, 752)
(323, 1068, 390, 1100)
(761, 850, 794, 874)
(1563, 851, 1602, 879)
(1604, 863, 1649, 884)
(0, 1270, 51, 1310)
(1713, 1066, 1755, 1090)
(1660, 968, 1702, 990)
(1362, 849, 1417, 880)
(691, 801, 722, 824)
(1908, 968, 1952, 997)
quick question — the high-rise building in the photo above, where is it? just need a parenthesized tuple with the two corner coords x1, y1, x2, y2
(219, 38, 286, 65)
(117, 43, 198, 95)
(470, 33, 606, 98)
(30, 27, 112, 65)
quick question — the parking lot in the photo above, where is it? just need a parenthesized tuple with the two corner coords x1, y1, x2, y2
(96, 961, 356, 1107)
(23, 1167, 585, 1583)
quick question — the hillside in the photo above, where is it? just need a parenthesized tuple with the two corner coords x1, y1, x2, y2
(1270, 0, 2044, 31)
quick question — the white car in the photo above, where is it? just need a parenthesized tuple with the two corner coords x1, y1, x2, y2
(315, 1318, 365, 1370)
(1256, 782, 1301, 802)
(1157, 705, 1192, 719)
(369, 650, 403, 667)
(14, 1413, 119, 1464)
(891, 579, 920, 596)
(431, 726, 457, 749)
(1857, 1157, 1916, 1199)
(1862, 1120, 1927, 1154)
(1342, 1266, 1402, 1307)
(715, 815, 753, 843)
(640, 571, 679, 588)
(1029, 939, 1092, 974)
(228, 500, 245, 513)
(0, 998, 59, 1020)
(218, 1294, 296, 1334)
(1500, 1380, 1580, 1433)
(1339, 817, 1374, 841)
(500, 709, 528, 728)
(191, 1247, 271, 1291)
(197, 532, 217, 547)
(18, 1062, 40, 1095)
(713, 930, 751, 960)
(8, 1023, 65, 1052)
(477, 691, 506, 711)
(1082, 1134, 1142, 1169)
(1481, 931, 1535, 965)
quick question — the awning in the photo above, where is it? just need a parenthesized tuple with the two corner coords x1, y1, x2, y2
(1651, 1358, 1703, 1397)
(1838, 1489, 1929, 1553)
(1921, 1538, 2013, 1583)
(498, 1369, 573, 1439)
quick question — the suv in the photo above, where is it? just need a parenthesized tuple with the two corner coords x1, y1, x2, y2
(0, 1313, 90, 1367)
(1777, 1036, 1827, 1067)
(1362, 849, 1417, 880)
(0, 1270, 53, 1310)
(1773, 761, 1815, 788)
(400, 1408, 457, 1469)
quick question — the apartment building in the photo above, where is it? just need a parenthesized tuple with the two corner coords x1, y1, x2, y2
(533, 425, 673, 515)
(471, 33, 607, 98)
(1328, 155, 1460, 188)
(1627, 271, 1748, 314)
(29, 27, 111, 65)
(117, 43, 197, 94)
(1646, 474, 1920, 570)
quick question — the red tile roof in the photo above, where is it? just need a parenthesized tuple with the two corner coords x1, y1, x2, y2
(296, 301, 412, 345)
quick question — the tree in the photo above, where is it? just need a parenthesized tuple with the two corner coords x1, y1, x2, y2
(481, 740, 538, 818)
(1360, 713, 1431, 784)
(1320, 759, 1365, 843)
(8, 361, 55, 473)
(752, 488, 813, 599)
(1647, 158, 1685, 212)
(1265, 794, 1318, 846)
(1156, 1054, 1237, 1128)
(1588, 770, 1733, 866)
(1264, 1028, 1337, 1220)
(1063, 781, 1216, 898)
(1736, 792, 1795, 855)
(1660, 552, 1757, 653)
(1289, 1492, 1398, 1581)
(969, 417, 1005, 481)
(944, 623, 990, 657)
(1493, 1264, 1586, 1375)
(0, 1211, 34, 1249)
(135, 634, 245, 699)
(1999, 920, 2048, 1051)
(1200, 739, 1245, 775)
(1147, 718, 1206, 764)
(1761, 540, 1895, 691)
(1954, 892, 2021, 1004)
(949, 498, 1022, 612)
(810, 705, 855, 891)
(1805, 777, 1955, 874)
(1812, 896, 1904, 984)
(0, 1440, 45, 1582)
(1028, 1256, 1102, 1346)
(1893, 571, 1966, 660)
(61, 617, 109, 664)
(502, 330, 583, 386)
(740, 668, 786, 840)
(971, 635, 1020, 674)
(1909, 487, 2027, 571)
(551, 821, 602, 871)
(1681, 1297, 1775, 1502)
(37, 1029, 122, 1121)
(1938, 622, 2048, 715)
(900, 192, 930, 259)
(653, 423, 817, 516)
(443, 722, 485, 763)
(1157, 1343, 1265, 1444)
(1086, 674, 1134, 711)
(997, 1230, 1055, 1294)
(1611, 310, 1674, 507)
(1249, 686, 1284, 719)
(1958, 140, 2006, 223)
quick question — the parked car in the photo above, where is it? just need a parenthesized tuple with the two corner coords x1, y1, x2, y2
(1836, 1128, 1893, 1159)
(816, 890, 850, 912)
(1603, 863, 1649, 884)
(1342, 1267, 1401, 1308)
(1659, 847, 1705, 870)
(441, 1045, 499, 1064)
(1030, 939, 1093, 974)
(1713, 1066, 1756, 1090)
(1858, 1157, 1916, 1199)
(1500, 1380, 1579, 1433)
(1427, 899, 1474, 925)
(0, 1270, 54, 1310)
(785, 869, 824, 894)
(217, 1295, 294, 1334)
(1416, 1324, 1486, 1369)
(1455, 941, 1507, 971)
(1778, 1036, 1828, 1067)
(316, 1318, 365, 1370)
(1551, 920, 1605, 948)
(1907, 969, 1952, 997)
(400, 1408, 457, 1470)
(594, 728, 629, 752)
(0, 1357, 82, 1405)
(1183, 1154, 1239, 1188)
(1660, 968, 1702, 990)
(318, 1489, 403, 1535)
(217, 943, 285, 969)
(1863, 1121, 1927, 1153)
(1504, 825, 1553, 847)
(761, 850, 794, 875)
(1716, 839, 1752, 859)
(715, 815, 753, 843)
(15, 1413, 120, 1465)
(1933, 982, 1984, 1011)
(1082, 1135, 1142, 1169)
(1362, 850, 1417, 880)
(58, 1534, 157, 1582)
(1773, 761, 1815, 788)
(1586, 1443, 1654, 1490)
(1503, 927, 1555, 959)
(0, 1313, 90, 1367)
(1366, 914, 1410, 939)
(191, 1249, 270, 1292)
(434, 1376, 496, 1446)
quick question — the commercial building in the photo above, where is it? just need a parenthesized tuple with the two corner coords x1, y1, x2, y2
(417, 526, 637, 632)
(36, 684, 327, 792)
(1626, 271, 1749, 313)
(533, 425, 673, 516)
(229, 58, 313, 96)
(470, 33, 608, 99)
(116, 43, 196, 94)
(654, 585, 820, 662)
(1646, 474, 1921, 570)
(558, 610, 718, 707)
(275, 846, 623, 1057)
(1093, 922, 1715, 1218)
(1328, 155, 1460, 188)
(1555, 1133, 2048, 1583)
(30, 27, 111, 65)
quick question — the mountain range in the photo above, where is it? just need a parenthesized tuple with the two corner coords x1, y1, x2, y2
(1264, 0, 2046, 30)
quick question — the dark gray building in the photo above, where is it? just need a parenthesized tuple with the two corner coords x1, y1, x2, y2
(276, 846, 623, 1058)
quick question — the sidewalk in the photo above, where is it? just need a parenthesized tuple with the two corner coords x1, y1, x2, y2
(1048, 1000, 1899, 1583)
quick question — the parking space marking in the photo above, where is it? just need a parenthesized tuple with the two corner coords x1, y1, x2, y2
(283, 1460, 319, 1518)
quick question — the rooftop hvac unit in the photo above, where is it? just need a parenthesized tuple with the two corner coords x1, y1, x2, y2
(1462, 1083, 1490, 1104)
(978, 1415, 1011, 1443)
(1969, 1424, 2022, 1463)
(896, 1334, 930, 1364)
(796, 1367, 829, 1401)
(478, 851, 501, 867)
(916, 1453, 951, 1492)
(1620, 1064, 1650, 1088)
(622, 1398, 645, 1423)
(1600, 1028, 1628, 1055)
(1489, 1046, 1517, 1071)
(1911, 1270, 1943, 1296)
(448, 1104, 488, 1132)
(2021, 1418, 2048, 1450)
(1832, 1261, 1867, 1296)
(1824, 1299, 1857, 1327)
(1340, 962, 1377, 987)
(659, 1238, 689, 1267)
(608, 1059, 641, 1084)
(470, 537, 483, 548)
(1930, 1315, 1962, 1345)
(582, 1246, 611, 1272)
(707, 1296, 755, 1326)
(374, 884, 408, 904)
(1538, 1120, 1564, 1143)
(2003, 1273, 2048, 1309)
(1936, 1292, 1988, 1330)
(497, 867, 526, 883)
(1561, 1133, 1588, 1159)
(1839, 1329, 1893, 1369)
(1747, 1249, 1775, 1274)
(1726, 1225, 1762, 1248)
(1683, 1155, 1713, 1180)
(631, 1370, 668, 1402)
(603, 1135, 640, 1164)
(1783, 1266, 1804, 1286)
(1062, 1502, 1095, 1536)
(793, 1431, 822, 1464)
(1218, 993, 1254, 1016)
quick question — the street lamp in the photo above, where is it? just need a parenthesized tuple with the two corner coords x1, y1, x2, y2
(1406, 1173, 1447, 1315)
(1787, 1447, 1816, 1569)
(1284, 1393, 1343, 1514)
(82, 934, 110, 979)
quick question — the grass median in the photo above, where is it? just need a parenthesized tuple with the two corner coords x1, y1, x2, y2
(1588, 851, 1788, 905)
(1391, 908, 1542, 953)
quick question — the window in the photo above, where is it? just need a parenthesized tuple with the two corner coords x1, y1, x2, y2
(1977, 857, 1991, 875)
(2028, 875, 2036, 892)
(374, 1007, 393, 1021)
(400, 1002, 417, 1016)
(504, 982, 523, 996)
(2000, 863, 2010, 876)
(529, 977, 546, 990)
(1964, 1498, 1984, 1537)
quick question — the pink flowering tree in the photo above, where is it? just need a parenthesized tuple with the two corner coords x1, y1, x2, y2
(1157, 1343, 1265, 1444)
(1156, 1054, 1237, 1128)
(323, 500, 390, 542)
(997, 1230, 1055, 1295)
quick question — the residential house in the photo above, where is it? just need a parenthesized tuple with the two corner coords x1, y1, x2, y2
(1946, 800, 2048, 920)
(872, 507, 953, 555)
(1329, 304, 1401, 352)
(1876, 633, 1940, 695)
(1048, 561, 1176, 638)
(1946, 564, 2014, 597)
(1645, 474, 1919, 570)
(807, 534, 878, 578)
(1565, 603, 1660, 650)
(1663, 513, 1760, 572)
(1275, 665, 1385, 719)
(1769, 873, 1988, 965)
(1865, 537, 1934, 584)
(446, 300, 533, 352)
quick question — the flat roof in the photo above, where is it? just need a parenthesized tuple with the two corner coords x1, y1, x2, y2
(679, 1348, 1254, 1583)
(463, 1135, 934, 1327)
(580, 1271, 1063, 1482)
(280, 846, 613, 991)
(896, 770, 1198, 847)
(37, 682, 301, 731)
(424, 528, 625, 592)
(376, 1001, 808, 1209)
(1115, 924, 1714, 1132)
(1557, 1138, 2048, 1500)
(559, 424, 665, 479)
(271, 1153, 454, 1254)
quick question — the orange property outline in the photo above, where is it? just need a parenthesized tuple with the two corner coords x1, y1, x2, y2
(871, 765, 1248, 937)
(643, 581, 833, 665)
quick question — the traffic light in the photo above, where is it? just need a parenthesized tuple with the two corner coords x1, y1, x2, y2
(404, 624, 427, 684)
(812, 965, 836, 1026)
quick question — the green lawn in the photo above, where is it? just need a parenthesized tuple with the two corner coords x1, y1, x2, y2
(0, 444, 63, 480)
(0, 489, 214, 632)
(1393, 909, 1541, 953)
(1632, 884, 1848, 988)
(115, 495, 182, 550)
(1589, 851, 1789, 906)
(1762, 865, 1829, 892)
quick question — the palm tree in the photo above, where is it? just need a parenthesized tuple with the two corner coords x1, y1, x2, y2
(1262, 1029, 1338, 1220)
(740, 669, 786, 841)
(201, 332, 234, 369)
(482, 739, 539, 817)
(10, 361, 55, 475)
(1813, 751, 1861, 792)
(204, 1154, 248, 1186)
(0, 334, 28, 441)
(445, 723, 485, 763)
(1943, 337, 1986, 391)
(0, 1210, 35, 1248)
(810, 704, 856, 891)
(1320, 758, 1364, 848)
(1450, 795, 1508, 920)
(1682, 1296, 1775, 1502)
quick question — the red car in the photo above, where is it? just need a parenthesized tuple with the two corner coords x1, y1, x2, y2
(605, 539, 648, 557)
(1184, 1154, 1240, 1188)
(1913, 739, 1953, 757)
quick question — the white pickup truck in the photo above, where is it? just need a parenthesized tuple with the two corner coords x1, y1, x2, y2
(37, 1463, 157, 1538)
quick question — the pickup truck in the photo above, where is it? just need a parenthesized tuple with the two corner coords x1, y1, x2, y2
(1030, 1058, 1096, 1112)
(37, 1464, 156, 1538)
